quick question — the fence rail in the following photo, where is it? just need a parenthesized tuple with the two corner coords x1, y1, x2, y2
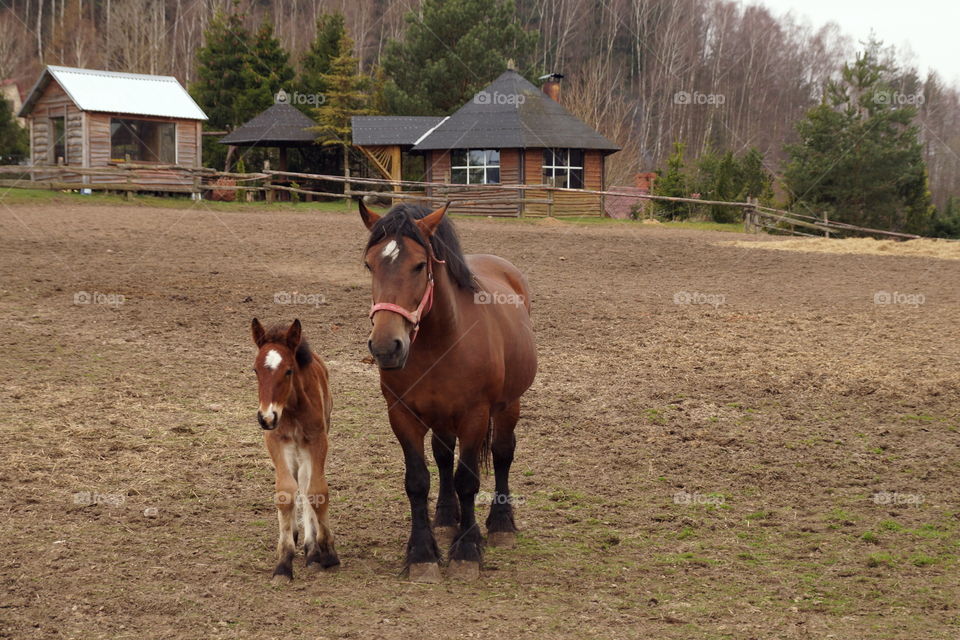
(0, 164, 932, 240)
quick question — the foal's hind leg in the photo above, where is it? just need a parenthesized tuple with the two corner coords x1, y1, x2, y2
(303, 440, 339, 571)
(431, 431, 460, 550)
(486, 400, 520, 547)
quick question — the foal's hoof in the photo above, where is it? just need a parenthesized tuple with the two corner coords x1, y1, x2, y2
(448, 560, 480, 581)
(306, 553, 341, 573)
(271, 573, 292, 585)
(487, 531, 517, 548)
(433, 526, 458, 549)
(408, 562, 442, 583)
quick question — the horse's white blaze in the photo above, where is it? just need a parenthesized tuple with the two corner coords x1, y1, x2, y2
(382, 239, 400, 261)
(264, 349, 282, 370)
(260, 402, 283, 423)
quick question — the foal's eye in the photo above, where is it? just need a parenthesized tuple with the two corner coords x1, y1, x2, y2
(285, 369, 293, 376)
(413, 262, 427, 273)
(363, 262, 372, 272)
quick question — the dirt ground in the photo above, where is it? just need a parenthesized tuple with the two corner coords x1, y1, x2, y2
(1, 199, 958, 639)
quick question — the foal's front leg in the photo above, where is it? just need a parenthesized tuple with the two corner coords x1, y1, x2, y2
(303, 437, 339, 571)
(266, 436, 298, 583)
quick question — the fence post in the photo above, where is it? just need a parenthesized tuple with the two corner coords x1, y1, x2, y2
(823, 211, 830, 238)
(744, 197, 756, 233)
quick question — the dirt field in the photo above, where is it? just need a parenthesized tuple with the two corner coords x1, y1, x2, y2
(1, 198, 958, 639)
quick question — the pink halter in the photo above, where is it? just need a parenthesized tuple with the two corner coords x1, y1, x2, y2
(369, 240, 444, 343)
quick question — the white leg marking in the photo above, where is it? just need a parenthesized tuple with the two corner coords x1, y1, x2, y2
(297, 448, 318, 549)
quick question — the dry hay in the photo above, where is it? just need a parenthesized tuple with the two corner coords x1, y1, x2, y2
(729, 236, 960, 260)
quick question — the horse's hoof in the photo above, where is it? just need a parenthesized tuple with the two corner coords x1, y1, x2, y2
(487, 531, 517, 548)
(433, 526, 457, 549)
(448, 560, 480, 581)
(306, 551, 341, 572)
(408, 562, 442, 583)
(270, 573, 292, 585)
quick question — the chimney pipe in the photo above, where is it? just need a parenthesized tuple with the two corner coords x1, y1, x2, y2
(539, 73, 564, 103)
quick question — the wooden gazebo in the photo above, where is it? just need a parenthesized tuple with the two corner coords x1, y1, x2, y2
(218, 99, 316, 172)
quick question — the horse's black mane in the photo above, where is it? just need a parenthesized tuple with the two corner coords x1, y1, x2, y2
(364, 203, 476, 291)
(262, 325, 313, 368)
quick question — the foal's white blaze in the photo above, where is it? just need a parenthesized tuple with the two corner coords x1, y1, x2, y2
(264, 349, 282, 370)
(382, 239, 400, 262)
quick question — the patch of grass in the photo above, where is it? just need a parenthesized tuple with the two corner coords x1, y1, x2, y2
(860, 530, 880, 544)
(879, 519, 902, 532)
(655, 552, 714, 567)
(867, 552, 896, 568)
(745, 510, 773, 521)
(644, 408, 667, 425)
(910, 554, 937, 567)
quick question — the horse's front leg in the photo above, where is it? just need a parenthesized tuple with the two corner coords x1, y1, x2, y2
(391, 411, 441, 582)
(448, 410, 489, 580)
(431, 431, 460, 550)
(265, 435, 298, 583)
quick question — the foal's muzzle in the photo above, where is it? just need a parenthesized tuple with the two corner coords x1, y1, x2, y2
(257, 410, 278, 430)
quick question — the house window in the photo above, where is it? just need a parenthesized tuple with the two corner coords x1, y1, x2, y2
(50, 117, 66, 164)
(450, 149, 500, 184)
(542, 149, 584, 188)
(110, 118, 176, 163)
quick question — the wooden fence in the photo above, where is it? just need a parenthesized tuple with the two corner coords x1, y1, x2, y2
(0, 164, 930, 240)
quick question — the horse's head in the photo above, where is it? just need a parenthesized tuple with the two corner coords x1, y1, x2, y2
(359, 201, 449, 370)
(251, 318, 302, 429)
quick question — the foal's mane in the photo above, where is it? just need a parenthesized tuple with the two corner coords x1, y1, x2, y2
(261, 325, 313, 368)
(364, 203, 476, 291)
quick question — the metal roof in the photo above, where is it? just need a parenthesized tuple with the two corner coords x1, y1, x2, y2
(219, 102, 317, 146)
(19, 66, 207, 120)
(351, 116, 445, 146)
(412, 70, 619, 152)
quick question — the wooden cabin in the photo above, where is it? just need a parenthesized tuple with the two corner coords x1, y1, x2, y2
(352, 70, 619, 216)
(18, 66, 207, 190)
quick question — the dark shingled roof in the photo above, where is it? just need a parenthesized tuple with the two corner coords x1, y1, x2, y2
(412, 70, 620, 153)
(351, 116, 445, 146)
(219, 102, 317, 146)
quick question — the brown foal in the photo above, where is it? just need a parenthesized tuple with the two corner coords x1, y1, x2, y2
(251, 318, 339, 582)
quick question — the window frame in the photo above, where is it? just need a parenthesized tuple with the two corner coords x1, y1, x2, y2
(450, 149, 501, 185)
(542, 148, 585, 189)
(109, 117, 178, 164)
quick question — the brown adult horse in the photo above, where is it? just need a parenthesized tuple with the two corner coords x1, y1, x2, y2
(359, 201, 537, 582)
(251, 318, 339, 583)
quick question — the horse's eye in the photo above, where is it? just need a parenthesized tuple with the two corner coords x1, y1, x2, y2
(363, 262, 372, 271)
(285, 369, 293, 376)
(414, 262, 427, 273)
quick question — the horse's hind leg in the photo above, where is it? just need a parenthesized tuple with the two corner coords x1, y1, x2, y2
(304, 441, 339, 571)
(431, 431, 460, 550)
(486, 400, 520, 547)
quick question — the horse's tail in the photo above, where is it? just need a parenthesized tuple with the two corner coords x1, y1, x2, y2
(480, 415, 493, 474)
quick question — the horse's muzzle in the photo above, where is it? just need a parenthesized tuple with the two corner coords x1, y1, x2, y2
(368, 337, 408, 370)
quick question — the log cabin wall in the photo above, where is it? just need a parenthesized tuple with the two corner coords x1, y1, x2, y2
(424, 148, 522, 216)
(28, 79, 84, 179)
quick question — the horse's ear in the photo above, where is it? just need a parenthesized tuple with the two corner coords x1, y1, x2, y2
(252, 318, 267, 347)
(359, 200, 381, 230)
(286, 319, 302, 349)
(416, 202, 449, 238)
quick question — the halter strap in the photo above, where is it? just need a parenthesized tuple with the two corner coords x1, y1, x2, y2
(368, 239, 444, 343)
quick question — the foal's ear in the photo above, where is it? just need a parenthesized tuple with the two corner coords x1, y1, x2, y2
(416, 202, 449, 238)
(359, 200, 381, 230)
(285, 318, 302, 349)
(251, 318, 266, 347)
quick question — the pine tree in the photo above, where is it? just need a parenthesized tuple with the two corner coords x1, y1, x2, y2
(784, 44, 934, 234)
(930, 196, 960, 238)
(245, 20, 295, 111)
(0, 95, 28, 164)
(299, 13, 347, 102)
(382, 0, 538, 115)
(313, 34, 374, 189)
(190, 10, 254, 132)
(652, 143, 689, 220)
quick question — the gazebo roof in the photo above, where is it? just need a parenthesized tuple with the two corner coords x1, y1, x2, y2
(351, 116, 445, 146)
(411, 70, 620, 153)
(219, 102, 317, 147)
